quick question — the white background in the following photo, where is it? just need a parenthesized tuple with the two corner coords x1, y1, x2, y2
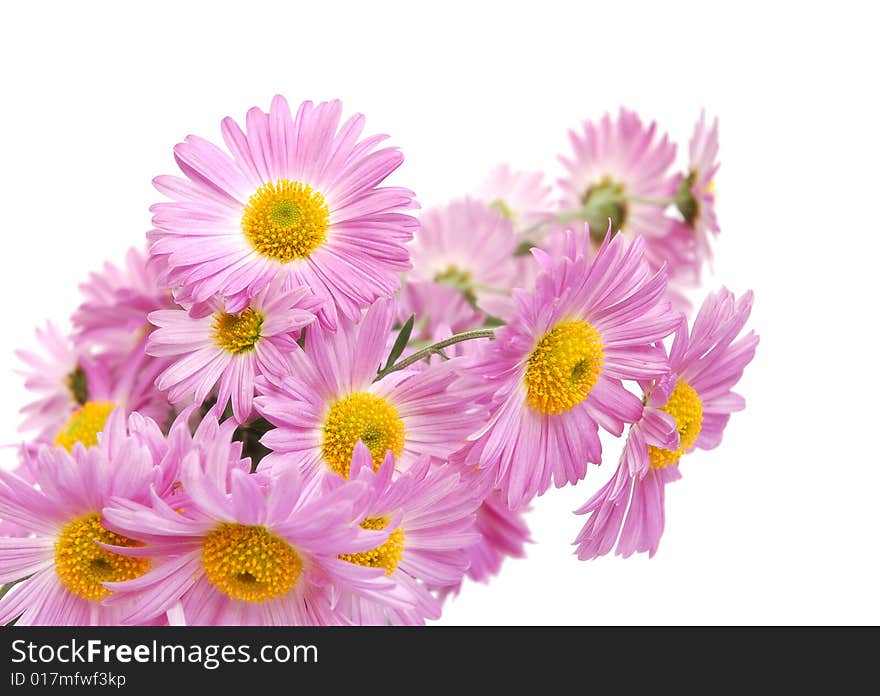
(1, 1, 877, 625)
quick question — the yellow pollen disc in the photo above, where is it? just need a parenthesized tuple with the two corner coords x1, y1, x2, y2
(524, 321, 604, 415)
(53, 401, 115, 451)
(201, 524, 302, 603)
(705, 178, 716, 196)
(54, 513, 149, 602)
(321, 392, 406, 478)
(211, 308, 264, 354)
(648, 379, 704, 470)
(241, 179, 329, 262)
(339, 517, 405, 575)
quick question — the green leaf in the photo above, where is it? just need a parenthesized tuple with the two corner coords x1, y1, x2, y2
(382, 314, 414, 373)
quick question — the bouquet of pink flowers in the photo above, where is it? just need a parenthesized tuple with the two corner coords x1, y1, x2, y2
(0, 97, 757, 625)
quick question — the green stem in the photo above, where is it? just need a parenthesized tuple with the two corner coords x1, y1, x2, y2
(521, 215, 559, 237)
(521, 193, 674, 236)
(520, 205, 594, 237)
(374, 329, 496, 381)
(623, 194, 676, 206)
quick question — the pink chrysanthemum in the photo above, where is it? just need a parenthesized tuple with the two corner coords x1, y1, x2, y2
(575, 288, 758, 560)
(72, 248, 177, 423)
(73, 247, 175, 358)
(478, 164, 555, 232)
(147, 281, 318, 424)
(407, 198, 518, 315)
(333, 444, 480, 625)
(102, 427, 400, 626)
(559, 108, 696, 276)
(16, 322, 93, 441)
(149, 95, 418, 328)
(255, 298, 485, 482)
(671, 111, 720, 267)
(460, 230, 680, 509)
(17, 325, 170, 452)
(0, 409, 171, 625)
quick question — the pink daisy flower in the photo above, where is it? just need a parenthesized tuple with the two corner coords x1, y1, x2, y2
(255, 298, 484, 482)
(477, 164, 555, 232)
(574, 287, 758, 560)
(17, 326, 170, 452)
(672, 111, 720, 267)
(149, 95, 418, 328)
(102, 426, 400, 626)
(559, 108, 695, 276)
(460, 229, 680, 509)
(6, 402, 210, 541)
(16, 322, 93, 441)
(72, 248, 183, 427)
(73, 246, 175, 359)
(407, 198, 518, 315)
(0, 409, 169, 625)
(333, 444, 480, 625)
(147, 280, 319, 424)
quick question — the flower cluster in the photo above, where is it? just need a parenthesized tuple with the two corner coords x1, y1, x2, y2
(0, 97, 757, 625)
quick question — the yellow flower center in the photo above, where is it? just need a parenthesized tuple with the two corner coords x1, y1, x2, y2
(524, 321, 604, 415)
(54, 513, 150, 602)
(339, 517, 405, 575)
(705, 178, 716, 197)
(53, 401, 115, 451)
(201, 524, 302, 603)
(211, 308, 264, 354)
(321, 392, 406, 478)
(648, 379, 704, 469)
(241, 179, 329, 262)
